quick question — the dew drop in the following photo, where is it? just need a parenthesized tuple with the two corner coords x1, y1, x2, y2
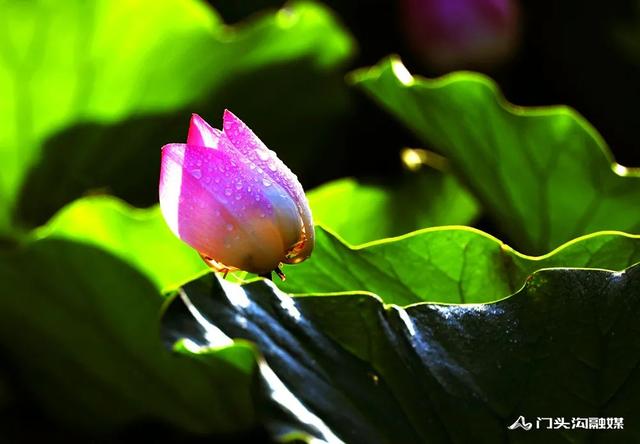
(235, 194, 241, 200)
(249, 163, 256, 170)
(255, 195, 261, 201)
(235, 181, 243, 190)
(192, 169, 202, 179)
(268, 162, 277, 172)
(256, 149, 270, 161)
(224, 188, 232, 196)
(214, 177, 220, 184)
(262, 179, 271, 187)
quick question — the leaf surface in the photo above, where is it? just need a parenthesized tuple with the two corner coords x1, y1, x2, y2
(0, 237, 257, 432)
(35, 196, 207, 292)
(308, 171, 478, 245)
(279, 226, 640, 305)
(0, 0, 353, 231)
(165, 263, 640, 443)
(351, 57, 640, 253)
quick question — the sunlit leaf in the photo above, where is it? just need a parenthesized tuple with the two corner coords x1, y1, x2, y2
(0, 0, 354, 232)
(351, 57, 640, 254)
(34, 196, 207, 292)
(308, 169, 479, 245)
(279, 226, 640, 305)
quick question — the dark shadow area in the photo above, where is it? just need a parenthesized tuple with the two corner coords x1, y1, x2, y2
(214, 0, 640, 168)
(504, 0, 640, 166)
(0, 354, 274, 444)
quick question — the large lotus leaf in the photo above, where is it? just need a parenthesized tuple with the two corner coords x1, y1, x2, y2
(0, 0, 353, 232)
(163, 263, 640, 443)
(350, 57, 640, 254)
(0, 237, 257, 433)
(307, 170, 479, 245)
(277, 226, 640, 305)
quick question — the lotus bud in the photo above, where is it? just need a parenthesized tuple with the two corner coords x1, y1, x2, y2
(400, 0, 520, 71)
(159, 111, 314, 278)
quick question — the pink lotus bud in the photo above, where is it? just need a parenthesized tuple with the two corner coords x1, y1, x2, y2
(159, 111, 314, 276)
(400, 0, 520, 71)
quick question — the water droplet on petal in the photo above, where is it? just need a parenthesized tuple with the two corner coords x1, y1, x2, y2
(235, 182, 243, 190)
(214, 177, 220, 184)
(224, 188, 232, 196)
(249, 163, 256, 170)
(192, 169, 202, 179)
(256, 149, 270, 161)
(235, 194, 241, 200)
(268, 162, 277, 172)
(262, 179, 271, 187)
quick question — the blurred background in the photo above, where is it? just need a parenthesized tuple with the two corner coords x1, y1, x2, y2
(0, 0, 638, 442)
(6, 0, 640, 232)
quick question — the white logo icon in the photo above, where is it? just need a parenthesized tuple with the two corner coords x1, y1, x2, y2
(508, 416, 533, 430)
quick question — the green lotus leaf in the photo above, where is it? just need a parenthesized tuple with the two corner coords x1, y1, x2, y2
(164, 262, 640, 443)
(351, 57, 640, 254)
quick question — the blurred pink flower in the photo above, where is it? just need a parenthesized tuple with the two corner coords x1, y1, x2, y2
(401, 0, 520, 71)
(159, 111, 314, 277)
